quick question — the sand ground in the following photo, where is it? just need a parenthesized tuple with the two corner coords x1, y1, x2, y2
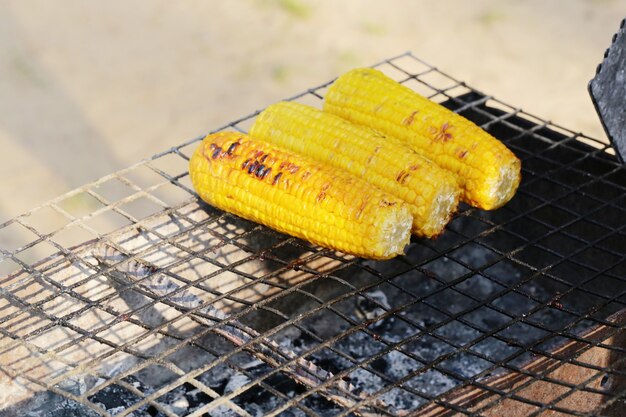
(0, 0, 624, 222)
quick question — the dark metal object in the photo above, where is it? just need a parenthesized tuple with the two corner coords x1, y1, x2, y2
(0, 53, 625, 417)
(589, 18, 626, 163)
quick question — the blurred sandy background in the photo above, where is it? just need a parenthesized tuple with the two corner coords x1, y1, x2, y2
(0, 0, 624, 223)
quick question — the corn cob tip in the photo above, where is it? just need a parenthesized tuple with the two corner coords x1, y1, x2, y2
(424, 182, 460, 236)
(482, 158, 522, 210)
(461, 152, 521, 210)
(377, 205, 412, 258)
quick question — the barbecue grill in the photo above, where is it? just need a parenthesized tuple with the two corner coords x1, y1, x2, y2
(1, 52, 624, 417)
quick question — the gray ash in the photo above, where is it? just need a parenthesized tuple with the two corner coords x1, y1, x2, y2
(8, 220, 601, 416)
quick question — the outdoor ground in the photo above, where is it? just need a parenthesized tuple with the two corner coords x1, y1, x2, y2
(0, 2, 625, 412)
(0, 0, 624, 222)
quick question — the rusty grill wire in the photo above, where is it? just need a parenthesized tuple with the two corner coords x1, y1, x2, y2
(1, 52, 625, 417)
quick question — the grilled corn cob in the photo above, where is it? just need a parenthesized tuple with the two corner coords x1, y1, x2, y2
(324, 68, 522, 210)
(189, 131, 412, 259)
(250, 101, 460, 237)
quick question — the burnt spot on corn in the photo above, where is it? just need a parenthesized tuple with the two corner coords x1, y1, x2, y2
(235, 141, 298, 184)
(280, 161, 300, 174)
(458, 149, 468, 159)
(301, 171, 312, 180)
(255, 164, 268, 178)
(241, 150, 276, 181)
(248, 161, 259, 174)
(202, 143, 219, 161)
(316, 183, 331, 203)
(396, 170, 410, 184)
(206, 141, 241, 160)
(279, 161, 299, 173)
(226, 141, 240, 155)
(402, 110, 419, 126)
(379, 200, 397, 207)
(408, 164, 420, 171)
(211, 146, 223, 159)
(431, 122, 453, 143)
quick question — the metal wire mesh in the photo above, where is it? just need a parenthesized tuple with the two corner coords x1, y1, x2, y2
(1, 52, 625, 417)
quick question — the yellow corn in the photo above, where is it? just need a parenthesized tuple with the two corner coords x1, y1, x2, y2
(250, 101, 460, 237)
(189, 131, 412, 260)
(324, 68, 522, 210)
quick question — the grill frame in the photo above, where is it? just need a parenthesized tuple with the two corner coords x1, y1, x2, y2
(0, 52, 625, 417)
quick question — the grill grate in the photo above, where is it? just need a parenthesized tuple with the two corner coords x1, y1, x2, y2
(1, 52, 625, 417)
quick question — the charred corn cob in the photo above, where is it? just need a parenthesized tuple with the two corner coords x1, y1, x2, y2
(189, 131, 412, 259)
(324, 68, 522, 210)
(250, 101, 460, 237)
